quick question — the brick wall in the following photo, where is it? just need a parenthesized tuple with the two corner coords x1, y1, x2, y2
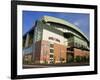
(54, 43, 67, 63)
(74, 48, 89, 57)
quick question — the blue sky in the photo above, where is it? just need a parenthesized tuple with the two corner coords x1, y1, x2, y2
(23, 11, 90, 39)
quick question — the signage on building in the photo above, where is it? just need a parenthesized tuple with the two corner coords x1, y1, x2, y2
(48, 37, 60, 42)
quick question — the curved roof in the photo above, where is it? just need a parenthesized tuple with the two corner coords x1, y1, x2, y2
(42, 16, 89, 42)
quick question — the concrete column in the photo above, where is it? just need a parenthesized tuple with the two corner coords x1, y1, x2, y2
(25, 33, 29, 47)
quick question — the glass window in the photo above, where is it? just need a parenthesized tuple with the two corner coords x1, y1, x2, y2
(50, 44, 54, 48)
(50, 55, 53, 58)
(50, 49, 54, 53)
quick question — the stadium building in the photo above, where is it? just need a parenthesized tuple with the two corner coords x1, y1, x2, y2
(23, 16, 89, 64)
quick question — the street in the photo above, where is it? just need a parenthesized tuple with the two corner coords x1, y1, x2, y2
(23, 63, 89, 69)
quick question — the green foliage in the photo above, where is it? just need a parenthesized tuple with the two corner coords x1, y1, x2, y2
(23, 59, 32, 64)
(44, 60, 48, 64)
(68, 57, 74, 63)
(75, 56, 89, 63)
(75, 56, 81, 62)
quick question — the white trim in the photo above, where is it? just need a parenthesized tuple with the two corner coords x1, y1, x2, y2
(17, 5, 94, 75)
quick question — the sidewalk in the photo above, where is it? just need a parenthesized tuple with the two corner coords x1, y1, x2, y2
(23, 63, 89, 69)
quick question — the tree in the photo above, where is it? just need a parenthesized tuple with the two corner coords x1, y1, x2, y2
(75, 56, 81, 62)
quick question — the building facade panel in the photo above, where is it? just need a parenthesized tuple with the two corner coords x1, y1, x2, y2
(34, 41, 41, 63)
(54, 43, 67, 64)
(74, 48, 89, 57)
(40, 40, 50, 64)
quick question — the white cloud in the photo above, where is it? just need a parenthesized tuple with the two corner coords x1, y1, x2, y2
(73, 21, 80, 27)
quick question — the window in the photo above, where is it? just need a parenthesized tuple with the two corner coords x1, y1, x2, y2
(67, 48, 73, 51)
(50, 49, 54, 53)
(50, 44, 54, 48)
(74, 42, 79, 48)
(50, 55, 53, 58)
(46, 23, 50, 26)
(68, 42, 74, 47)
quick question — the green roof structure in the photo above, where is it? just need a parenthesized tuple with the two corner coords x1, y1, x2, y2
(42, 16, 89, 42)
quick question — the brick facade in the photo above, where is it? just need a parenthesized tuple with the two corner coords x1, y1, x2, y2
(54, 43, 67, 63)
(74, 48, 89, 57)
